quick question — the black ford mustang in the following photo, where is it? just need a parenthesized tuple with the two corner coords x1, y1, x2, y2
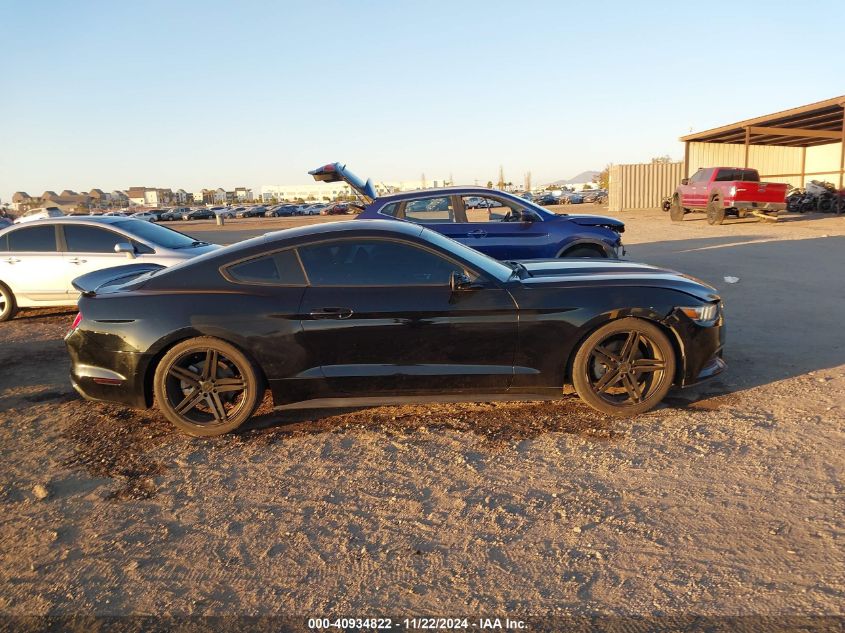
(64, 220, 725, 436)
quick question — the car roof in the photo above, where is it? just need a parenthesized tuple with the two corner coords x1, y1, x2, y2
(6, 216, 136, 228)
(376, 185, 520, 203)
(262, 218, 424, 244)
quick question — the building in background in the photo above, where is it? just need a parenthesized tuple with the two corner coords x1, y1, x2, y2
(260, 178, 447, 202)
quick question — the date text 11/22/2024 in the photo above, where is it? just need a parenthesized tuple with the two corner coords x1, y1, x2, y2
(307, 617, 527, 630)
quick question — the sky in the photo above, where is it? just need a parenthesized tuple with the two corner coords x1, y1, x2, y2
(1, 0, 844, 202)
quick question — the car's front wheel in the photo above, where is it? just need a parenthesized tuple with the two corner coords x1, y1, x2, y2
(0, 282, 17, 322)
(562, 245, 607, 258)
(571, 317, 675, 416)
(153, 337, 263, 436)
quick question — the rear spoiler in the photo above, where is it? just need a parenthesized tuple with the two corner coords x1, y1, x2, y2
(71, 263, 164, 297)
(309, 162, 377, 205)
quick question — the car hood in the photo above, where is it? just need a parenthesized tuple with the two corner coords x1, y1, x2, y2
(564, 214, 625, 230)
(516, 259, 719, 302)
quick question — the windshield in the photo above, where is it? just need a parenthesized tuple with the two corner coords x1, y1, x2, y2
(113, 220, 205, 249)
(420, 228, 513, 282)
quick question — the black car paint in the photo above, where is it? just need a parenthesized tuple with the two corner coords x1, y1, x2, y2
(65, 221, 724, 411)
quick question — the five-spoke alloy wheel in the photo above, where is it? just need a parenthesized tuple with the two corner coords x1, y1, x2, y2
(154, 337, 263, 436)
(572, 318, 676, 416)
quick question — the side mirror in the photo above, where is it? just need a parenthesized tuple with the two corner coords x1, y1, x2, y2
(681, 178, 690, 185)
(450, 270, 476, 292)
(114, 242, 136, 259)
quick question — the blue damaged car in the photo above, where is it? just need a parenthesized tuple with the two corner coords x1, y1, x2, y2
(309, 163, 624, 259)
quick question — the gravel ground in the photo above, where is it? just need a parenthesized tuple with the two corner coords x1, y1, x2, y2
(0, 208, 843, 622)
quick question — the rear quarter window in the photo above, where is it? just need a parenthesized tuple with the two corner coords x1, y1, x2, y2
(378, 202, 399, 217)
(224, 249, 306, 285)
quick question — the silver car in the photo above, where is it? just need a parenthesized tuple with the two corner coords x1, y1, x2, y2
(0, 216, 219, 321)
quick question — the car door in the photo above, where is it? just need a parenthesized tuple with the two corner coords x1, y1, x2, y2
(59, 223, 146, 294)
(296, 236, 518, 395)
(688, 169, 711, 208)
(458, 195, 553, 260)
(0, 224, 66, 303)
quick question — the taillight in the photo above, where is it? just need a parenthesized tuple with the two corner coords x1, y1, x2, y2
(70, 312, 82, 331)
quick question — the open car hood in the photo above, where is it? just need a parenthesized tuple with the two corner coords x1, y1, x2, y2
(309, 162, 377, 205)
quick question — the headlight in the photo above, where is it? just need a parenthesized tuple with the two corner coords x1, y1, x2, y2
(678, 303, 720, 326)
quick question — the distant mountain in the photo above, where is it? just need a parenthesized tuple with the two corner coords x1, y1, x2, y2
(546, 171, 600, 186)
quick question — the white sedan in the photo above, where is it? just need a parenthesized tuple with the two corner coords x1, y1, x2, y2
(0, 217, 219, 321)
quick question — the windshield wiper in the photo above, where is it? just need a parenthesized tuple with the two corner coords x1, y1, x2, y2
(185, 240, 210, 248)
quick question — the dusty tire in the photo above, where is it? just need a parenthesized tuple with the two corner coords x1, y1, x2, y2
(562, 246, 606, 258)
(571, 317, 676, 417)
(669, 195, 686, 221)
(0, 282, 17, 322)
(153, 337, 263, 437)
(706, 196, 725, 225)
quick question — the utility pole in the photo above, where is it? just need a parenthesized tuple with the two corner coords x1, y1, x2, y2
(524, 171, 532, 192)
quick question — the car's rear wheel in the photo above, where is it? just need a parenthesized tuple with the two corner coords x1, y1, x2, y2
(571, 318, 676, 416)
(0, 282, 17, 322)
(706, 195, 725, 225)
(669, 194, 686, 221)
(153, 337, 263, 436)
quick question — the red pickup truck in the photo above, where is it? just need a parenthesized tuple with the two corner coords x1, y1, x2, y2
(669, 167, 788, 225)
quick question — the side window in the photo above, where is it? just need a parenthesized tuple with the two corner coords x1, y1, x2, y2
(0, 233, 7, 252)
(402, 197, 455, 223)
(462, 196, 525, 223)
(298, 239, 463, 286)
(63, 225, 124, 253)
(379, 202, 399, 218)
(225, 249, 306, 285)
(7, 226, 57, 252)
(714, 169, 736, 182)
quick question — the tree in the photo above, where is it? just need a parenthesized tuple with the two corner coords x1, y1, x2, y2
(651, 155, 672, 164)
(594, 164, 611, 190)
(582, 183, 593, 191)
(486, 180, 494, 189)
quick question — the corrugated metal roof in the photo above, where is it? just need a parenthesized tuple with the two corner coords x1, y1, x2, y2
(680, 95, 845, 147)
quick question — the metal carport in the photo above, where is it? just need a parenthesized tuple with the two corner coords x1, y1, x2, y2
(680, 95, 845, 188)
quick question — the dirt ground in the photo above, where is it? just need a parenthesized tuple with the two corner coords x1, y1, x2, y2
(0, 207, 843, 622)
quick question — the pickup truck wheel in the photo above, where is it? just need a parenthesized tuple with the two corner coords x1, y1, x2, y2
(706, 196, 725, 225)
(669, 195, 686, 221)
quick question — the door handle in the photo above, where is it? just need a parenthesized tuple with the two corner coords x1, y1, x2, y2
(3, 257, 20, 264)
(309, 307, 354, 320)
(468, 229, 487, 238)
(67, 257, 87, 264)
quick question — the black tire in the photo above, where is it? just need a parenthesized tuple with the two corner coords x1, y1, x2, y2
(706, 195, 725, 225)
(669, 194, 686, 221)
(153, 337, 263, 436)
(562, 246, 607, 258)
(571, 317, 676, 417)
(0, 282, 17, 322)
